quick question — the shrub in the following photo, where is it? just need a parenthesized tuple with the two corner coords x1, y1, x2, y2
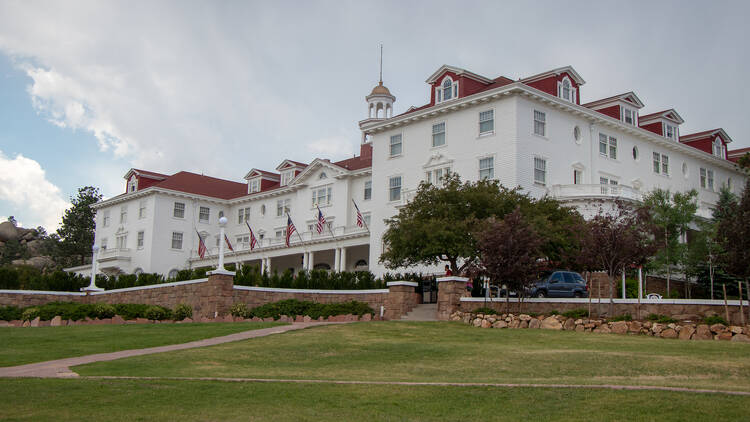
(610, 314, 632, 322)
(247, 299, 374, 320)
(562, 308, 589, 319)
(21, 307, 39, 321)
(93, 303, 116, 319)
(0, 267, 20, 289)
(113, 304, 151, 320)
(473, 307, 497, 315)
(704, 315, 728, 325)
(646, 313, 677, 324)
(0, 305, 23, 321)
(143, 305, 172, 321)
(229, 302, 250, 318)
(173, 303, 193, 320)
(549, 310, 559, 315)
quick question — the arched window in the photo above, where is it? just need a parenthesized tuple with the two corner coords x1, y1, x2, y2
(319, 172, 327, 180)
(354, 259, 368, 270)
(168, 269, 178, 279)
(713, 137, 724, 158)
(557, 77, 576, 103)
(562, 79, 570, 100)
(442, 78, 453, 101)
(313, 263, 331, 271)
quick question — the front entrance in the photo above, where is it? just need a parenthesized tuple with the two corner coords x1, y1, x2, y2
(419, 277, 438, 304)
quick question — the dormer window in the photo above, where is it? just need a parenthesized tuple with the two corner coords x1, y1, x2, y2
(248, 178, 260, 193)
(128, 178, 137, 193)
(280, 171, 294, 186)
(712, 137, 725, 159)
(621, 108, 637, 126)
(664, 123, 678, 141)
(436, 77, 458, 103)
(557, 77, 576, 103)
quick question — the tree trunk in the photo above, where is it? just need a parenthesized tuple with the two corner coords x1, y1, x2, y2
(609, 274, 615, 317)
(710, 262, 715, 300)
(666, 265, 671, 298)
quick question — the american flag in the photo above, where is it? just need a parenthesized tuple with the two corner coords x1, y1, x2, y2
(315, 206, 326, 234)
(224, 234, 234, 252)
(286, 215, 296, 247)
(196, 230, 207, 259)
(352, 199, 367, 229)
(246, 221, 257, 250)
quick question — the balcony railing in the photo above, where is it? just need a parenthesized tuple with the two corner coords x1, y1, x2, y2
(548, 184, 643, 201)
(98, 248, 131, 260)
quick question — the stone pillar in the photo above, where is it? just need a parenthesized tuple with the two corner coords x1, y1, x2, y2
(436, 276, 469, 321)
(340, 247, 347, 272)
(204, 270, 235, 318)
(334, 248, 341, 272)
(384, 281, 418, 320)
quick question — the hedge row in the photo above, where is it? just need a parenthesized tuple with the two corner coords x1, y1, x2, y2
(0, 302, 193, 321)
(230, 299, 374, 320)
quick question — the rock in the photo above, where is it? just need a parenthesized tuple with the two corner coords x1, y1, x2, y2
(541, 316, 562, 330)
(518, 314, 532, 321)
(22, 320, 30, 327)
(710, 323, 727, 333)
(643, 321, 652, 329)
(136, 318, 150, 324)
(574, 319, 584, 325)
(481, 319, 492, 329)
(0, 221, 18, 241)
(717, 332, 733, 341)
(731, 334, 750, 343)
(628, 321, 642, 333)
(729, 326, 743, 334)
(695, 325, 712, 340)
(593, 325, 611, 334)
(519, 320, 529, 329)
(509, 319, 521, 329)
(10, 256, 56, 270)
(678, 326, 696, 340)
(563, 318, 576, 331)
(660, 328, 678, 339)
(493, 320, 508, 329)
(29, 316, 40, 327)
(472, 318, 482, 327)
(528, 319, 541, 329)
(611, 321, 628, 335)
(667, 323, 677, 330)
(50, 316, 62, 327)
(651, 324, 663, 335)
(112, 315, 125, 324)
(262, 317, 274, 322)
(179, 317, 193, 323)
(575, 324, 585, 332)
(361, 313, 372, 321)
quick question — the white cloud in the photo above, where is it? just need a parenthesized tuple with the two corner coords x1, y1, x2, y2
(307, 134, 357, 160)
(0, 151, 69, 230)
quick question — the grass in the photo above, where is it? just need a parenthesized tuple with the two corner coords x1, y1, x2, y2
(75, 322, 750, 392)
(0, 378, 748, 421)
(0, 322, 283, 367)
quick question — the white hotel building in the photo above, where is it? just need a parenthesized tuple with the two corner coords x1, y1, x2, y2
(70, 64, 746, 278)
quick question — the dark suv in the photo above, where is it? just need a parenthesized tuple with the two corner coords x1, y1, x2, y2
(529, 271, 588, 298)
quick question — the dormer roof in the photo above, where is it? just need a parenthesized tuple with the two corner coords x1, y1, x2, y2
(639, 109, 684, 125)
(276, 160, 308, 172)
(425, 65, 494, 84)
(123, 168, 168, 181)
(680, 128, 733, 144)
(582, 91, 644, 109)
(520, 66, 585, 86)
(243, 169, 280, 181)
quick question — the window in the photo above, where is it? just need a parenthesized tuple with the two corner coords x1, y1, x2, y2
(137, 231, 144, 249)
(533, 157, 546, 185)
(173, 202, 185, 218)
(700, 168, 715, 190)
(713, 138, 725, 158)
(238, 207, 250, 224)
(432, 122, 445, 147)
(280, 171, 294, 186)
(727, 178, 733, 191)
(102, 210, 110, 227)
(573, 126, 581, 143)
(236, 235, 249, 249)
(426, 167, 450, 186)
(600, 177, 619, 194)
(573, 169, 583, 185)
(557, 77, 576, 103)
(653, 153, 669, 175)
(479, 157, 494, 180)
(248, 178, 260, 193)
(120, 206, 127, 224)
(260, 204, 266, 216)
(599, 133, 617, 159)
(664, 123, 678, 141)
(171, 232, 183, 249)
(276, 199, 291, 217)
(100, 238, 108, 250)
(700, 168, 707, 188)
(363, 213, 371, 227)
(275, 229, 287, 239)
(389, 176, 402, 201)
(311, 186, 332, 207)
(364, 180, 372, 200)
(707, 169, 714, 190)
(138, 201, 147, 219)
(479, 110, 494, 135)
(436, 77, 458, 103)
(443, 78, 453, 101)
(199, 206, 210, 223)
(389, 134, 402, 157)
(116, 234, 127, 250)
(128, 179, 136, 192)
(622, 108, 636, 125)
(533, 110, 546, 136)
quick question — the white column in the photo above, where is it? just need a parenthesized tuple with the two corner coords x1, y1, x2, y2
(638, 267, 643, 299)
(334, 248, 341, 272)
(621, 270, 626, 299)
(217, 217, 227, 271)
(308, 251, 314, 271)
(265, 257, 271, 274)
(340, 247, 347, 272)
(302, 252, 308, 271)
(261, 257, 266, 274)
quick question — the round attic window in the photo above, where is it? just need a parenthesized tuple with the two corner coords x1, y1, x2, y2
(573, 126, 581, 144)
(632, 146, 639, 161)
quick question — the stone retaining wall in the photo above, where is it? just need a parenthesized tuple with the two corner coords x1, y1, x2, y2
(0, 291, 85, 307)
(233, 286, 389, 317)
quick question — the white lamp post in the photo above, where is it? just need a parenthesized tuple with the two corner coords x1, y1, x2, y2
(83, 244, 104, 292)
(217, 216, 227, 271)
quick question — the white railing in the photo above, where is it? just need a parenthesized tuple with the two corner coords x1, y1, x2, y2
(98, 248, 131, 260)
(394, 188, 418, 208)
(548, 184, 643, 201)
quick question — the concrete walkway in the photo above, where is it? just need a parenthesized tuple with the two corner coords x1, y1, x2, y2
(0, 322, 335, 378)
(400, 304, 438, 321)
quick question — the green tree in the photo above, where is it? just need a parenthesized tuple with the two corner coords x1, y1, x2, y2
(56, 186, 102, 265)
(642, 189, 698, 297)
(719, 179, 750, 286)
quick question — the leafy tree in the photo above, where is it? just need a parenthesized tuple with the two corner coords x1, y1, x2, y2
(56, 186, 102, 265)
(642, 189, 698, 297)
(718, 179, 750, 285)
(684, 221, 724, 299)
(579, 200, 656, 316)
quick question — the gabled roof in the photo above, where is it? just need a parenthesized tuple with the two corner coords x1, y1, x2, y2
(728, 147, 750, 157)
(243, 169, 279, 180)
(333, 154, 371, 171)
(123, 168, 169, 180)
(276, 159, 308, 171)
(153, 171, 247, 200)
(582, 92, 644, 109)
(680, 128, 733, 144)
(425, 65, 494, 84)
(638, 109, 684, 125)
(520, 66, 585, 85)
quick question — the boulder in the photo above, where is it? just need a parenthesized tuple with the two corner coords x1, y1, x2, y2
(112, 315, 126, 324)
(563, 318, 576, 331)
(710, 323, 727, 334)
(729, 326, 743, 334)
(678, 326, 696, 340)
(628, 321, 642, 333)
(0, 221, 18, 241)
(11, 256, 55, 270)
(528, 319, 541, 329)
(472, 318, 482, 327)
(262, 317, 274, 322)
(651, 324, 663, 335)
(518, 314, 532, 321)
(178, 317, 193, 323)
(509, 319, 521, 329)
(30, 317, 40, 327)
(731, 334, 750, 343)
(541, 316, 562, 330)
(593, 325, 611, 334)
(136, 318, 151, 324)
(361, 314, 372, 322)
(50, 316, 62, 327)
(611, 321, 628, 335)
(492, 320, 508, 329)
(481, 319, 492, 329)
(251, 317, 261, 322)
(575, 324, 585, 332)
(519, 320, 529, 329)
(717, 332, 733, 341)
(695, 324, 713, 340)
(660, 328, 678, 339)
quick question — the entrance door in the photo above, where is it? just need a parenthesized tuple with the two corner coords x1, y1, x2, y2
(420, 278, 438, 303)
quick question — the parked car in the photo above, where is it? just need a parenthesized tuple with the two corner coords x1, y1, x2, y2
(528, 271, 588, 298)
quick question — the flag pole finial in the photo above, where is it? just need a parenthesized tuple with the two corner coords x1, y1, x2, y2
(379, 43, 383, 84)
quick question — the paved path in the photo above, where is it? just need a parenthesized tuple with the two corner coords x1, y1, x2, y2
(0, 322, 335, 378)
(400, 304, 438, 321)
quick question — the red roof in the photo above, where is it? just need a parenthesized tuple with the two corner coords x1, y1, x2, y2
(333, 155, 371, 171)
(396, 76, 514, 118)
(154, 172, 247, 200)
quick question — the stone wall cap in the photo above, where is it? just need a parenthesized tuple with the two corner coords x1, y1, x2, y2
(436, 276, 469, 282)
(386, 281, 419, 287)
(0, 289, 86, 296)
(459, 297, 750, 306)
(89, 278, 209, 295)
(234, 285, 389, 294)
(207, 269, 236, 276)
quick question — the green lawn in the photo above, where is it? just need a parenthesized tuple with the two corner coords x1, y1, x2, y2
(0, 378, 748, 421)
(75, 322, 750, 392)
(0, 322, 283, 367)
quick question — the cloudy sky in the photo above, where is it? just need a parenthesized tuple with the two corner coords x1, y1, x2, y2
(0, 0, 748, 230)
